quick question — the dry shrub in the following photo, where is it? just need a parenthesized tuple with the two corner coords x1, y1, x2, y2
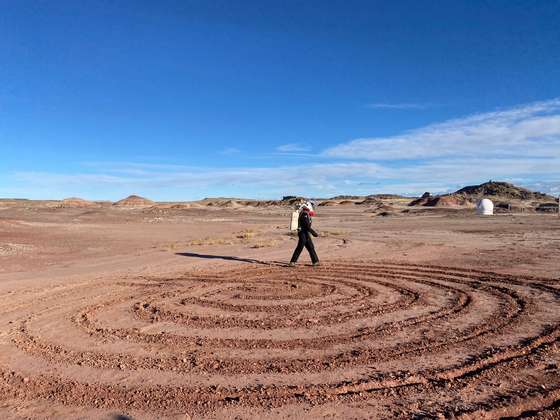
(250, 240, 278, 248)
(236, 229, 256, 240)
(320, 230, 347, 237)
(173, 229, 261, 248)
(187, 238, 235, 246)
(165, 237, 235, 249)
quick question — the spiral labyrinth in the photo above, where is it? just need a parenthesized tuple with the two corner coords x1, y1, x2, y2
(1, 261, 559, 418)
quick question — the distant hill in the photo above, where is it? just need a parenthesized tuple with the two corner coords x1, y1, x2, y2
(410, 181, 555, 208)
(455, 181, 555, 201)
(367, 194, 408, 200)
(280, 196, 306, 206)
(59, 197, 99, 208)
(113, 195, 155, 207)
(329, 195, 364, 200)
(328, 194, 407, 200)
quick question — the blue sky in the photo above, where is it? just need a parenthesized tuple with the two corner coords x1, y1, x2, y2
(1, 0, 559, 200)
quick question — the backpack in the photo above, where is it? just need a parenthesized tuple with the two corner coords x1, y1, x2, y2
(289, 210, 299, 231)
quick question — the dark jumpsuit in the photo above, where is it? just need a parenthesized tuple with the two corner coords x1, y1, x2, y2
(290, 210, 319, 264)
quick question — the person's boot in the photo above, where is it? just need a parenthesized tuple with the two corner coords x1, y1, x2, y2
(312, 261, 321, 267)
(288, 262, 296, 267)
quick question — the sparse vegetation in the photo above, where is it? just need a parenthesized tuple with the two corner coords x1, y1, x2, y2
(186, 238, 235, 246)
(320, 230, 348, 237)
(236, 229, 256, 240)
(249, 239, 278, 248)
(164, 228, 271, 249)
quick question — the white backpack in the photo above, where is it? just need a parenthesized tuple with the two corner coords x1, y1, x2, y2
(289, 211, 299, 231)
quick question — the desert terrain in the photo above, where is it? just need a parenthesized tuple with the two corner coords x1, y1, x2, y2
(0, 184, 559, 419)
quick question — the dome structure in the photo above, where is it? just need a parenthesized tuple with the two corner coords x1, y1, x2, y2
(476, 198, 494, 215)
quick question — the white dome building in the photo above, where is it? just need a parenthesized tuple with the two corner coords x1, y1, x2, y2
(476, 198, 494, 215)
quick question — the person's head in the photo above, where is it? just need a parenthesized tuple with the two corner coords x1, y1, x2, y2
(300, 201, 316, 216)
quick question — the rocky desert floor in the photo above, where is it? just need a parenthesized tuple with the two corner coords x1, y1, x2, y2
(0, 202, 559, 419)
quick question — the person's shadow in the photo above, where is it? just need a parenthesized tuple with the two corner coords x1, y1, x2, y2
(175, 252, 285, 266)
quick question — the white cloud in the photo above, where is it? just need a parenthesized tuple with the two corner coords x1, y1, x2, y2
(4, 99, 560, 200)
(327, 98, 560, 160)
(8, 162, 389, 200)
(9, 155, 560, 200)
(275, 143, 311, 153)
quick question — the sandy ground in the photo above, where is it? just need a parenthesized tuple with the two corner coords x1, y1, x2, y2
(0, 203, 559, 419)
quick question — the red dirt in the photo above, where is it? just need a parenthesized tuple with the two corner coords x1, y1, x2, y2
(0, 203, 559, 419)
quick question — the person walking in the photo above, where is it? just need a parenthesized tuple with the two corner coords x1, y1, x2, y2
(289, 201, 320, 266)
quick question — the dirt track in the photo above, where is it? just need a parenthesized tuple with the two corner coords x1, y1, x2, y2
(0, 205, 559, 418)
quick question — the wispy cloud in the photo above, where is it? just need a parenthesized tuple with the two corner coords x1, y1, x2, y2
(526, 181, 560, 196)
(8, 161, 393, 200)
(365, 102, 433, 110)
(9, 154, 560, 200)
(275, 143, 311, 153)
(328, 98, 560, 160)
(3, 99, 560, 200)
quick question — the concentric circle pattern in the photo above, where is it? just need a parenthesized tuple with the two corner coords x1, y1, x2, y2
(1, 261, 560, 418)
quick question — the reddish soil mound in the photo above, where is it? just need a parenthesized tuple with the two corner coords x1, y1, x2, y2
(426, 194, 472, 207)
(204, 199, 244, 208)
(250, 200, 280, 207)
(365, 204, 397, 213)
(59, 197, 99, 208)
(376, 210, 395, 217)
(408, 196, 430, 206)
(318, 200, 338, 207)
(356, 197, 383, 206)
(218, 200, 241, 208)
(410, 194, 472, 207)
(113, 195, 155, 207)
